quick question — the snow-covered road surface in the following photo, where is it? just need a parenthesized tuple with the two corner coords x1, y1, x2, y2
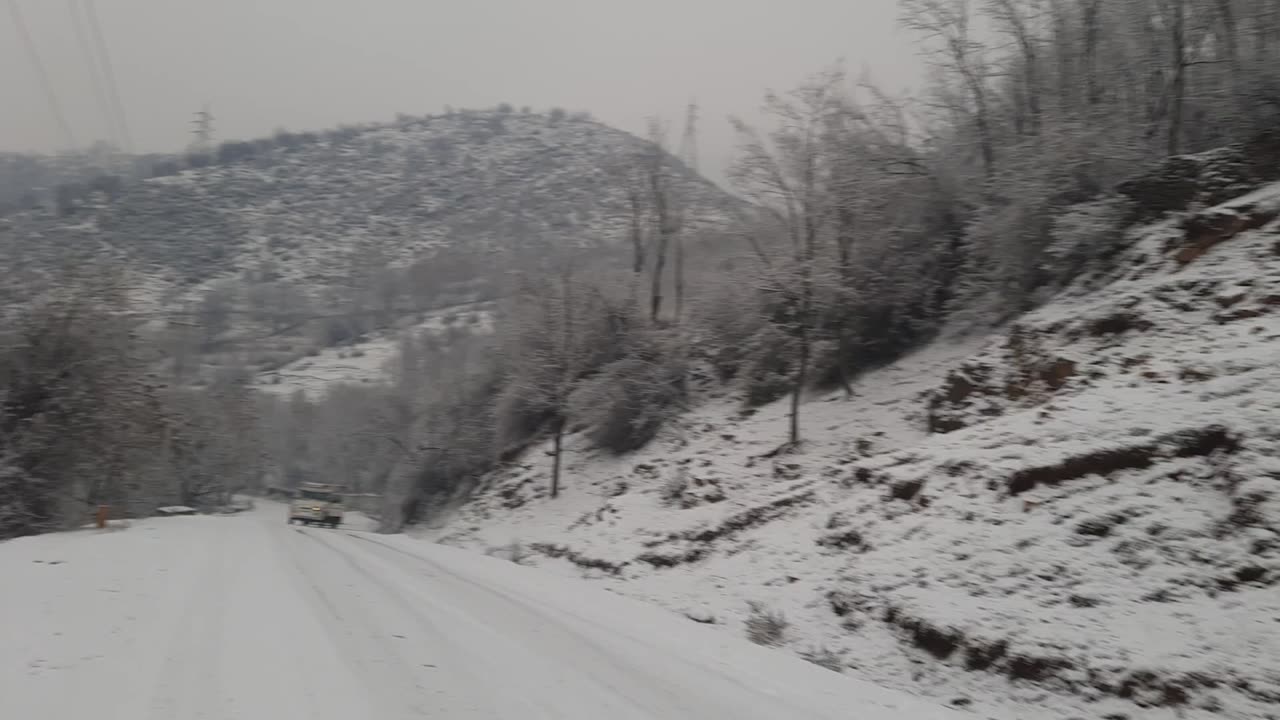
(2, 507, 961, 719)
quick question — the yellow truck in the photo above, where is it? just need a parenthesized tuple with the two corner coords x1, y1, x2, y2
(288, 483, 345, 528)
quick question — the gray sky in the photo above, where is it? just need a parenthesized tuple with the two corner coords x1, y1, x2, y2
(3, 0, 921, 181)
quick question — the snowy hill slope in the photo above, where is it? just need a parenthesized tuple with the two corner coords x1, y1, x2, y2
(0, 110, 739, 305)
(430, 183, 1280, 718)
(254, 301, 494, 396)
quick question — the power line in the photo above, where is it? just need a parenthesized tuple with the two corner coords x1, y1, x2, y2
(81, 0, 132, 152)
(67, 0, 119, 149)
(6, 0, 77, 150)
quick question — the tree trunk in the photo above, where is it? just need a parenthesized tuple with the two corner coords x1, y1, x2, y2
(789, 313, 811, 447)
(1083, 0, 1102, 108)
(646, 133, 673, 324)
(628, 187, 646, 307)
(551, 268, 573, 499)
(1213, 0, 1243, 127)
(1214, 0, 1239, 70)
(993, 0, 1042, 136)
(160, 421, 173, 506)
(1021, 48, 1041, 136)
(1050, 0, 1072, 108)
(549, 419, 563, 498)
(673, 231, 685, 324)
(650, 229, 670, 323)
(790, 207, 818, 446)
(971, 78, 996, 175)
(834, 207, 855, 397)
(1168, 0, 1187, 156)
(1255, 1, 1276, 64)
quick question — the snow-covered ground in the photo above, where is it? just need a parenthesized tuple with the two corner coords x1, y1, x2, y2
(431, 185, 1280, 718)
(254, 304, 493, 397)
(0, 504, 968, 719)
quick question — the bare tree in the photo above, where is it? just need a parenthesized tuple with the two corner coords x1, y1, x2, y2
(986, 0, 1044, 136)
(1163, 0, 1190, 155)
(730, 69, 843, 446)
(902, 0, 997, 176)
(500, 261, 598, 498)
(0, 269, 170, 537)
(674, 101, 700, 323)
(613, 152, 650, 305)
(609, 108, 703, 325)
(824, 101, 867, 397)
(643, 120, 683, 323)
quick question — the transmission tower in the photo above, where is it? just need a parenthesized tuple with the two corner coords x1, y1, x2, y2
(679, 100, 699, 172)
(191, 105, 214, 153)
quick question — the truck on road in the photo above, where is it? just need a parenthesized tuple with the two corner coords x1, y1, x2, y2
(288, 483, 345, 528)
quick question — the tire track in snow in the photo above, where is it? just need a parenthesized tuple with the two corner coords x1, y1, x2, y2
(348, 532, 776, 703)
(320, 529, 826, 719)
(285, 525, 505, 718)
(145, 520, 232, 720)
(294, 526, 567, 718)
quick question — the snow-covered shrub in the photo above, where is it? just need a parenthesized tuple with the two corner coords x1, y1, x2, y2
(1042, 196, 1134, 287)
(957, 183, 1057, 316)
(738, 325, 794, 407)
(569, 340, 686, 454)
(804, 338, 844, 391)
(0, 460, 50, 539)
(744, 601, 788, 647)
(313, 314, 369, 347)
(485, 541, 529, 565)
(657, 468, 689, 507)
(692, 279, 767, 381)
(1228, 477, 1280, 529)
(799, 646, 844, 673)
(496, 278, 647, 455)
(493, 381, 554, 454)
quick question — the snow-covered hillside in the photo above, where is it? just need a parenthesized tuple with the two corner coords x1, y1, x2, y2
(0, 110, 740, 307)
(254, 301, 494, 396)
(431, 184, 1280, 719)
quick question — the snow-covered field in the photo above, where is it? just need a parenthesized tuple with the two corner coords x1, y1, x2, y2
(431, 185, 1280, 718)
(0, 505, 966, 719)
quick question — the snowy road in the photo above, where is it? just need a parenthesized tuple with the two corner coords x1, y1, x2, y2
(2, 507, 960, 719)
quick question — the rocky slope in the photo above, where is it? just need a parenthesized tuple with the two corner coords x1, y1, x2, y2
(429, 180, 1280, 719)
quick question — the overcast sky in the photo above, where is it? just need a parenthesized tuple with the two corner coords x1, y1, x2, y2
(3, 0, 922, 181)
